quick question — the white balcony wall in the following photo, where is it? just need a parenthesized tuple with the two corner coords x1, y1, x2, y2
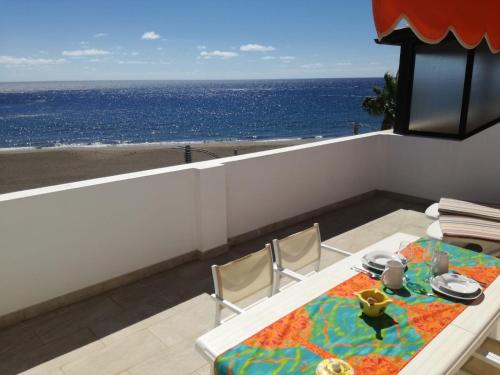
(0, 166, 226, 317)
(384, 124, 500, 202)
(223, 134, 386, 237)
(1, 126, 499, 319)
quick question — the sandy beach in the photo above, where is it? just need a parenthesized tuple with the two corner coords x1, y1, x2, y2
(0, 140, 318, 194)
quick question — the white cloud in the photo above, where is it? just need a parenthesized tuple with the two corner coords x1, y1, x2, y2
(279, 56, 295, 63)
(93, 33, 107, 38)
(301, 63, 324, 69)
(117, 60, 170, 65)
(369, 62, 379, 65)
(336, 62, 352, 66)
(156, 47, 163, 51)
(199, 50, 238, 59)
(0, 55, 67, 66)
(141, 31, 160, 40)
(130, 52, 140, 56)
(240, 43, 275, 52)
(117, 60, 147, 65)
(62, 49, 110, 57)
(89, 59, 101, 62)
(260, 56, 276, 60)
(79, 41, 89, 46)
(196, 45, 207, 51)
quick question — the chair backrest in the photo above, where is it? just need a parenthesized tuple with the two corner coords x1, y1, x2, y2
(273, 223, 321, 271)
(212, 244, 274, 303)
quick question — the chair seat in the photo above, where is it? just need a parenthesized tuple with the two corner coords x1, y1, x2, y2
(427, 221, 500, 256)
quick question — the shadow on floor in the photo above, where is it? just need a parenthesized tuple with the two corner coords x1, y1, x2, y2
(0, 193, 430, 374)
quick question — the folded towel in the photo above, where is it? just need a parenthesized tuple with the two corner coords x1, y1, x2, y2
(439, 214, 500, 242)
(438, 198, 500, 222)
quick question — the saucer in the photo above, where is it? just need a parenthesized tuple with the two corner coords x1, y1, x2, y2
(430, 275, 482, 301)
(362, 251, 407, 271)
(434, 273, 480, 295)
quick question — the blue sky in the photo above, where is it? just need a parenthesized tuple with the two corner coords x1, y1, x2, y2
(0, 1, 399, 82)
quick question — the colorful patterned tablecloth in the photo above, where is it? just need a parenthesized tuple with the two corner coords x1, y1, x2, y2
(215, 239, 500, 374)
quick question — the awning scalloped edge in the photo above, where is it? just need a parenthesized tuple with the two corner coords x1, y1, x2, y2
(372, 0, 499, 54)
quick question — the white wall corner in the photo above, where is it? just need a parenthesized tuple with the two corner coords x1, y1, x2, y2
(375, 132, 394, 192)
(194, 163, 228, 252)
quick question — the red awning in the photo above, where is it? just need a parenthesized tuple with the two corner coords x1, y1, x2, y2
(372, 0, 499, 53)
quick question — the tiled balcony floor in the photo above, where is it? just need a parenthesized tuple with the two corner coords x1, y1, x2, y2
(1, 193, 434, 375)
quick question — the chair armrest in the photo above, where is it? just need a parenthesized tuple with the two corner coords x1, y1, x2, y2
(273, 264, 307, 282)
(210, 294, 245, 314)
(321, 243, 352, 257)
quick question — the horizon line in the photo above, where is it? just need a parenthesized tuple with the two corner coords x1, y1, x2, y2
(0, 76, 385, 84)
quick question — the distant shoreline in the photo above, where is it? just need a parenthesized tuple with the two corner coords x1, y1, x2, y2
(0, 138, 320, 194)
(0, 136, 325, 153)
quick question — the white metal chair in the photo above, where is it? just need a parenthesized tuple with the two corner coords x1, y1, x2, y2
(272, 223, 351, 293)
(211, 244, 275, 326)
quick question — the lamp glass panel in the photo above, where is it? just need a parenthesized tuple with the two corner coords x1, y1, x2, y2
(466, 43, 500, 134)
(409, 42, 466, 134)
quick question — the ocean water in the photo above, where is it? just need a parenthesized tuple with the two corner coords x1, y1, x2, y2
(0, 79, 383, 149)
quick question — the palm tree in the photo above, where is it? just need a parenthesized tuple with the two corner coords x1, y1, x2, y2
(362, 72, 397, 130)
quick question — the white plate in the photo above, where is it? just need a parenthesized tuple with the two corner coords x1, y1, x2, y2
(362, 251, 407, 271)
(361, 257, 385, 272)
(434, 273, 480, 295)
(430, 276, 482, 301)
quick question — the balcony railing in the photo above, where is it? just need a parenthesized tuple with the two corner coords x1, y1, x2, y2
(0, 124, 498, 324)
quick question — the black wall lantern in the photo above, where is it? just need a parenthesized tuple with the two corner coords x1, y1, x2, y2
(378, 28, 500, 140)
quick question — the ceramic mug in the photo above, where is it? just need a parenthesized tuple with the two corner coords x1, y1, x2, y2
(382, 259, 405, 290)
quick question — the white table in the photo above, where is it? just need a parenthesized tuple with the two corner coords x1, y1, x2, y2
(196, 232, 500, 374)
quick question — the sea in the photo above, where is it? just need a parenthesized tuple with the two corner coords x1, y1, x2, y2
(0, 78, 383, 149)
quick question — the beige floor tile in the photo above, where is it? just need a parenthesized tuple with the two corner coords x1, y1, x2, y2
(101, 314, 165, 346)
(62, 330, 165, 375)
(323, 234, 357, 253)
(100, 295, 212, 346)
(148, 303, 215, 347)
(102, 293, 213, 345)
(7, 328, 97, 375)
(37, 340, 105, 370)
(399, 224, 430, 238)
(346, 230, 395, 252)
(19, 366, 65, 375)
(128, 340, 207, 375)
(193, 363, 211, 375)
(156, 294, 212, 320)
(330, 210, 429, 252)
(319, 249, 350, 268)
(30, 296, 122, 344)
(0, 322, 40, 357)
